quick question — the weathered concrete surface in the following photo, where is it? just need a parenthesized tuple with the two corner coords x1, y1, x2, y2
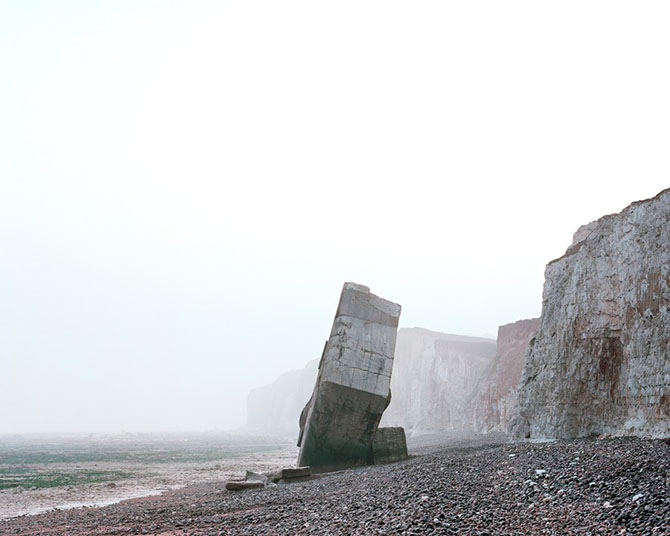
(381, 328, 497, 434)
(514, 188, 670, 439)
(372, 427, 408, 464)
(277, 467, 311, 479)
(470, 318, 540, 433)
(297, 283, 401, 472)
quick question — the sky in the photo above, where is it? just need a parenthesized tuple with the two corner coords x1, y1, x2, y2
(1, 1, 669, 433)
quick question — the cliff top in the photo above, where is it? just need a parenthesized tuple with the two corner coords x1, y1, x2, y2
(549, 187, 670, 266)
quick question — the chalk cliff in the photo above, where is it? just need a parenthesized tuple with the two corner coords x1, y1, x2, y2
(515, 188, 670, 439)
(469, 318, 540, 433)
(381, 328, 497, 433)
(247, 328, 500, 437)
(246, 359, 318, 436)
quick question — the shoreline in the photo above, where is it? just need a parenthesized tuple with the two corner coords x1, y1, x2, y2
(2, 435, 667, 535)
(3, 487, 171, 520)
(0, 442, 299, 521)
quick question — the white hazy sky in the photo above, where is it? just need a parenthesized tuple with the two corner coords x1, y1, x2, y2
(1, 1, 669, 433)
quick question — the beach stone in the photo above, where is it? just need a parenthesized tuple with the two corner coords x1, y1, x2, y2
(297, 282, 402, 472)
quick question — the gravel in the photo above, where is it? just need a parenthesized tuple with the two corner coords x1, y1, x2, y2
(1, 437, 668, 535)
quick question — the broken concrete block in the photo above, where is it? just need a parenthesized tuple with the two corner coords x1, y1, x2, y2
(225, 480, 264, 491)
(372, 427, 408, 464)
(278, 466, 311, 479)
(297, 282, 402, 472)
(262, 466, 311, 484)
(245, 471, 268, 484)
(262, 470, 281, 483)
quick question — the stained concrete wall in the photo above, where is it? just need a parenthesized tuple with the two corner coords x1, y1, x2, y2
(372, 427, 408, 464)
(297, 282, 401, 472)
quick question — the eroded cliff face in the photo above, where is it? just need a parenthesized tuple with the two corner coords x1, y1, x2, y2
(515, 188, 670, 439)
(381, 328, 496, 434)
(470, 318, 539, 433)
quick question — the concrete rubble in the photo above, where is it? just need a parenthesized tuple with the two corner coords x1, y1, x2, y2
(225, 466, 314, 491)
(297, 282, 407, 472)
(224, 480, 264, 491)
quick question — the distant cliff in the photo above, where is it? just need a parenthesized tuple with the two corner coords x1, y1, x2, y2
(380, 328, 496, 434)
(470, 318, 539, 433)
(246, 359, 318, 436)
(514, 188, 670, 439)
(247, 328, 499, 437)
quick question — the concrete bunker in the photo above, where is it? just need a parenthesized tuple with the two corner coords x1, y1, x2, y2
(297, 282, 408, 472)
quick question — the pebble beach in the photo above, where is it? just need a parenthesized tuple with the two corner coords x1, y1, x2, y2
(2, 436, 668, 535)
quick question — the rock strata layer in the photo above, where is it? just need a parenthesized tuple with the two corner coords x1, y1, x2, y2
(470, 318, 540, 433)
(515, 188, 670, 439)
(297, 283, 402, 472)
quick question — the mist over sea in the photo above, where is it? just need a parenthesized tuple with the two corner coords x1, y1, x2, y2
(0, 432, 297, 520)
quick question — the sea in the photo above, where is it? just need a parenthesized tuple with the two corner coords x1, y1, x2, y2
(0, 431, 297, 520)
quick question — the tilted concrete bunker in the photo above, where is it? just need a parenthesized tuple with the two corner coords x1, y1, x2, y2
(297, 282, 406, 472)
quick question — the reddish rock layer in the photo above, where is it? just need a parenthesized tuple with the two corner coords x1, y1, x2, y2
(470, 318, 540, 432)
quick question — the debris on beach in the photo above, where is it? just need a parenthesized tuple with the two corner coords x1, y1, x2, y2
(225, 466, 314, 491)
(224, 480, 264, 491)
